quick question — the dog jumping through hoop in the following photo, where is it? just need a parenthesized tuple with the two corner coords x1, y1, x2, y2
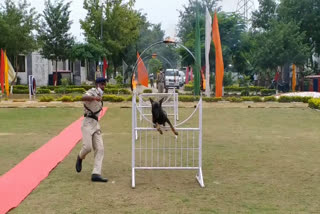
(149, 97, 178, 136)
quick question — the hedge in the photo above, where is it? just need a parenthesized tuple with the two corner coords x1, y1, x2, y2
(143, 89, 153, 93)
(37, 89, 51, 94)
(225, 97, 242, 102)
(224, 86, 266, 93)
(73, 96, 83, 102)
(278, 96, 312, 103)
(261, 89, 276, 96)
(104, 88, 131, 95)
(12, 89, 29, 94)
(202, 97, 222, 102)
(308, 98, 320, 109)
(13, 85, 28, 90)
(54, 88, 86, 94)
(102, 95, 125, 102)
(184, 83, 194, 91)
(39, 96, 54, 102)
(57, 96, 73, 102)
(264, 96, 277, 102)
(179, 95, 199, 102)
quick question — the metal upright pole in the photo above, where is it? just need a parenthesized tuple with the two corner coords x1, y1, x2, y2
(100, 1, 104, 77)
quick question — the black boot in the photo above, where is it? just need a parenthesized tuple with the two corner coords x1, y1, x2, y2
(75, 155, 82, 173)
(91, 174, 108, 182)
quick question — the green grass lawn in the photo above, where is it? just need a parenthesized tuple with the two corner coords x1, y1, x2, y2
(1, 105, 320, 213)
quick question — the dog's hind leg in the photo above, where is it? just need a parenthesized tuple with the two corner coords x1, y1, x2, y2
(156, 123, 163, 135)
(166, 119, 178, 136)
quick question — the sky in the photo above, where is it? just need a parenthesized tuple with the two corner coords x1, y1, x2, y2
(5, 0, 259, 42)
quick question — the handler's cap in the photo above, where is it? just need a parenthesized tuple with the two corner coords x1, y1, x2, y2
(95, 77, 107, 84)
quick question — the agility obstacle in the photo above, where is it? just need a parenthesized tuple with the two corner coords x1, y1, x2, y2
(131, 92, 204, 188)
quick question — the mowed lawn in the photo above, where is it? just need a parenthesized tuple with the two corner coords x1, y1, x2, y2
(1, 105, 320, 213)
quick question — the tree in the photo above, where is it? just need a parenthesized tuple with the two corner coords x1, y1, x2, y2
(81, 0, 141, 77)
(70, 37, 108, 62)
(278, 0, 320, 72)
(178, 0, 220, 44)
(38, 0, 74, 85)
(249, 20, 310, 84)
(0, 0, 38, 75)
(178, 6, 246, 79)
(124, 14, 166, 67)
(148, 58, 162, 76)
(251, 0, 277, 30)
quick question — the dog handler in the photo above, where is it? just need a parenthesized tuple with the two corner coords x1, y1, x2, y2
(157, 68, 165, 93)
(75, 77, 108, 182)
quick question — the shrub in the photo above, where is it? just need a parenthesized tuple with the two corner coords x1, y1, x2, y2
(104, 88, 116, 94)
(278, 96, 292, 103)
(61, 78, 70, 87)
(37, 89, 51, 94)
(251, 96, 263, 102)
(225, 86, 266, 93)
(73, 96, 83, 102)
(40, 86, 58, 90)
(54, 88, 67, 94)
(302, 97, 312, 103)
(106, 84, 120, 89)
(240, 89, 249, 96)
(143, 89, 153, 93)
(225, 97, 242, 102)
(264, 96, 277, 102)
(224, 86, 245, 92)
(184, 83, 194, 91)
(179, 95, 196, 102)
(118, 88, 131, 94)
(13, 85, 28, 90)
(58, 96, 73, 102)
(278, 96, 312, 103)
(249, 86, 265, 92)
(115, 75, 123, 85)
(308, 98, 320, 109)
(102, 95, 125, 102)
(66, 88, 86, 94)
(13, 89, 29, 94)
(126, 95, 139, 102)
(39, 96, 54, 102)
(261, 89, 276, 96)
(241, 96, 253, 101)
(203, 97, 222, 102)
(55, 88, 85, 94)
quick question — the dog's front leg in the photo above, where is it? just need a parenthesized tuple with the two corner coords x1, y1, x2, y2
(156, 123, 163, 135)
(166, 119, 178, 136)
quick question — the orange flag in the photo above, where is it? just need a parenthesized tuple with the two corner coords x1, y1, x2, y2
(4, 51, 9, 96)
(136, 52, 149, 87)
(212, 12, 224, 98)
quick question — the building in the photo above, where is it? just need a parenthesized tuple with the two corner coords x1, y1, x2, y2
(17, 51, 96, 86)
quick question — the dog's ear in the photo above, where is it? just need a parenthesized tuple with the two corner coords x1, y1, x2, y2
(159, 97, 165, 106)
(149, 98, 154, 104)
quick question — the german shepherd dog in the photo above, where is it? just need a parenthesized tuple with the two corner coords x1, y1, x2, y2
(150, 97, 178, 136)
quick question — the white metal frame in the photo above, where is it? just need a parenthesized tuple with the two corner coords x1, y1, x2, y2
(132, 92, 204, 188)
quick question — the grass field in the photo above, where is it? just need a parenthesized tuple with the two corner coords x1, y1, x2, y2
(1, 104, 320, 213)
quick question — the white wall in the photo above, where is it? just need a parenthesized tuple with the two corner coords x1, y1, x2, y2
(32, 52, 50, 86)
(81, 60, 88, 84)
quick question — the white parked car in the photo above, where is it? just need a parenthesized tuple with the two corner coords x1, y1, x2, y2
(165, 69, 180, 89)
(178, 71, 185, 87)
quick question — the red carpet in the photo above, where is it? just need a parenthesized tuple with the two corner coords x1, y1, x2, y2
(0, 107, 107, 214)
